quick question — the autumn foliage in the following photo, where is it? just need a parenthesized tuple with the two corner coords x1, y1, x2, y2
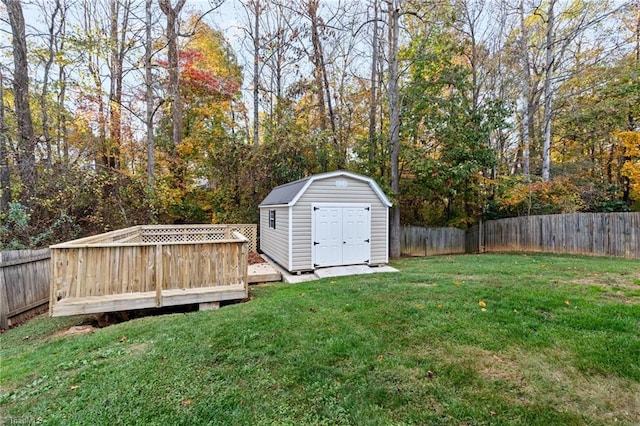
(1, 2, 638, 249)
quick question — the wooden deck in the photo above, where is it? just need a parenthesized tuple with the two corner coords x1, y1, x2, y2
(52, 285, 247, 317)
(50, 225, 253, 317)
(248, 263, 282, 284)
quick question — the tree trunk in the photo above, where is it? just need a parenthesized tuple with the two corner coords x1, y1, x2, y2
(308, 0, 326, 131)
(0, 68, 10, 211)
(388, 0, 401, 259)
(108, 0, 122, 170)
(159, 0, 187, 151)
(145, 0, 155, 190)
(83, 2, 107, 167)
(307, 0, 338, 167)
(519, 0, 531, 177)
(4, 0, 36, 196)
(58, 65, 69, 165)
(635, 0, 640, 64)
(368, 0, 379, 166)
(40, 0, 62, 169)
(54, 3, 68, 165)
(252, 0, 261, 148)
(541, 0, 556, 182)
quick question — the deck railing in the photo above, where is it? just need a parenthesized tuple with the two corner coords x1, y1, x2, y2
(50, 225, 253, 317)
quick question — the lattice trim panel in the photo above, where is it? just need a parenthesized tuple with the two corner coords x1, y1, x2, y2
(140, 225, 257, 252)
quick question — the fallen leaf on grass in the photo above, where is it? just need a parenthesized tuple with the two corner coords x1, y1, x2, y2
(70, 385, 80, 391)
(454, 281, 461, 286)
(478, 300, 487, 308)
(376, 354, 384, 362)
(564, 300, 570, 305)
(417, 304, 424, 309)
(437, 304, 443, 309)
(181, 399, 191, 406)
(119, 336, 127, 343)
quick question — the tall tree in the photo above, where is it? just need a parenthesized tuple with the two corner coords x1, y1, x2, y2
(518, 0, 532, 177)
(159, 0, 187, 151)
(0, 67, 10, 211)
(107, 0, 133, 170)
(368, 0, 380, 165)
(240, 0, 263, 148)
(145, 0, 156, 190)
(3, 0, 36, 196)
(387, 0, 401, 259)
(540, 0, 555, 181)
(35, 0, 63, 168)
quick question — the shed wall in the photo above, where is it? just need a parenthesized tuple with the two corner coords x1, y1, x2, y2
(260, 206, 290, 269)
(291, 176, 388, 271)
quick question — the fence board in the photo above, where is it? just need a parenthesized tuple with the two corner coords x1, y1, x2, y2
(465, 225, 480, 253)
(482, 212, 640, 258)
(401, 226, 465, 256)
(401, 213, 640, 259)
(0, 249, 51, 329)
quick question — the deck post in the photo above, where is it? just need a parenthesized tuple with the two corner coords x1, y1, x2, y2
(199, 301, 220, 310)
(155, 244, 163, 307)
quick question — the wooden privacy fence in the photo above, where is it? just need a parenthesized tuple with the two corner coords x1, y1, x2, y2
(401, 226, 466, 256)
(50, 224, 253, 317)
(402, 212, 640, 259)
(483, 212, 639, 258)
(0, 249, 51, 329)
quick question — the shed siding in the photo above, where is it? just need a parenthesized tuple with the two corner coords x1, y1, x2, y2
(291, 176, 388, 271)
(259, 206, 289, 269)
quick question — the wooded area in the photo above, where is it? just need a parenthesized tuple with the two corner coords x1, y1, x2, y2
(1, 0, 638, 254)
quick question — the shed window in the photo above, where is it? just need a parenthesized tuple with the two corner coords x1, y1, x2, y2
(269, 210, 276, 229)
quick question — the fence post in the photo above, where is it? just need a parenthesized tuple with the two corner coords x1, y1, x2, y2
(479, 219, 483, 253)
(0, 252, 8, 329)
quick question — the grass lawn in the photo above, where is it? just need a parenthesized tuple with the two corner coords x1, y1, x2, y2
(1, 253, 639, 425)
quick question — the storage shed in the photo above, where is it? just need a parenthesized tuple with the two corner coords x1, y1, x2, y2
(259, 170, 392, 273)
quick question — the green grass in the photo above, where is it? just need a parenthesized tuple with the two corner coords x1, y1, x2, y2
(1, 253, 639, 425)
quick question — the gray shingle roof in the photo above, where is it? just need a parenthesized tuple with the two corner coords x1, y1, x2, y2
(259, 170, 392, 207)
(259, 177, 311, 206)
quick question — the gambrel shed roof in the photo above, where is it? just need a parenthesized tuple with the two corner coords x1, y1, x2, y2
(259, 170, 393, 207)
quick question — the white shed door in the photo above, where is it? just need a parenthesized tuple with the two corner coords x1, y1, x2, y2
(313, 206, 370, 268)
